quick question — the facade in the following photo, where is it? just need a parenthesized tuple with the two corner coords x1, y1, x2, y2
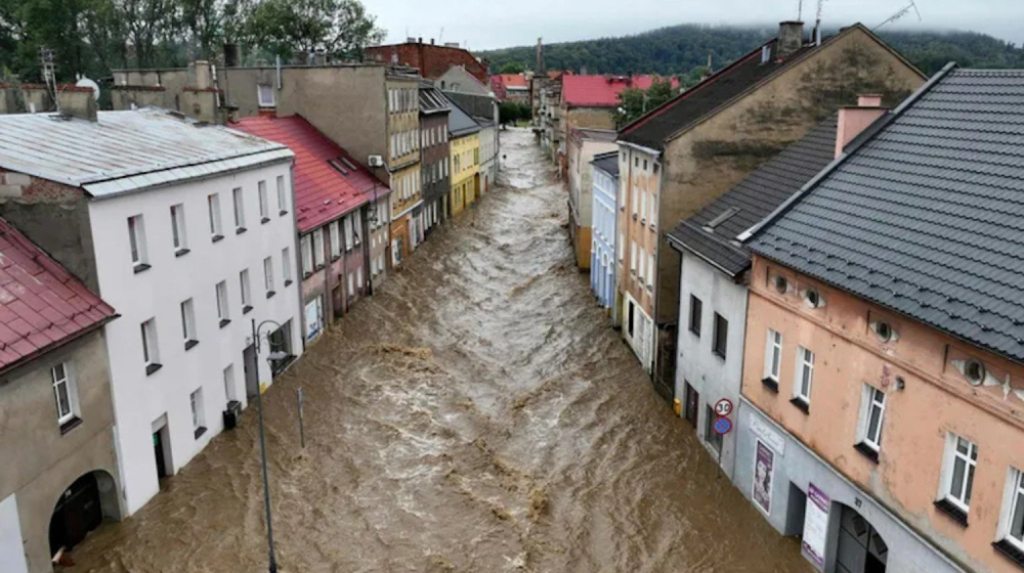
(446, 96, 481, 218)
(492, 73, 530, 104)
(366, 40, 489, 83)
(0, 218, 121, 573)
(665, 114, 839, 479)
(476, 119, 497, 195)
(560, 74, 677, 143)
(566, 127, 617, 270)
(616, 22, 925, 397)
(436, 65, 493, 96)
(233, 116, 392, 344)
(737, 66, 1024, 573)
(589, 152, 619, 321)
(419, 84, 452, 232)
(0, 108, 304, 516)
(386, 74, 424, 267)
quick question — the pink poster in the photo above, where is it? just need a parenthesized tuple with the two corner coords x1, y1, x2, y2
(752, 440, 774, 515)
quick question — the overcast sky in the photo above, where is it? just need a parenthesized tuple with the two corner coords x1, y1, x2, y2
(371, 0, 1024, 51)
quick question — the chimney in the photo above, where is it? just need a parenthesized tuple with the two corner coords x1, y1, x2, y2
(835, 94, 887, 158)
(580, 64, 588, 75)
(58, 86, 98, 122)
(193, 60, 212, 89)
(431, 38, 435, 45)
(418, 37, 423, 44)
(777, 21, 805, 58)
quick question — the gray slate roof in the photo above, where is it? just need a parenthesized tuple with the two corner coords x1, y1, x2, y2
(0, 107, 291, 198)
(441, 93, 481, 137)
(667, 114, 838, 277)
(592, 151, 619, 178)
(748, 67, 1024, 363)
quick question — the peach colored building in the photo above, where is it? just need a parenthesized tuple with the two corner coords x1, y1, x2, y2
(734, 66, 1024, 573)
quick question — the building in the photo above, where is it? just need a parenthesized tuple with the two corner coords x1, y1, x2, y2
(566, 127, 618, 269)
(492, 73, 530, 104)
(366, 39, 489, 84)
(664, 112, 839, 479)
(475, 115, 498, 195)
(233, 115, 392, 344)
(589, 152, 619, 321)
(446, 96, 481, 217)
(737, 65, 1024, 573)
(0, 107, 303, 515)
(419, 83, 452, 231)
(539, 76, 564, 164)
(384, 72, 425, 267)
(560, 74, 677, 135)
(0, 218, 121, 573)
(436, 65, 493, 96)
(615, 22, 925, 396)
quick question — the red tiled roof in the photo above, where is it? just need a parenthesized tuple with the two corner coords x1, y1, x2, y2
(496, 74, 528, 89)
(0, 218, 115, 372)
(562, 75, 680, 107)
(232, 115, 391, 233)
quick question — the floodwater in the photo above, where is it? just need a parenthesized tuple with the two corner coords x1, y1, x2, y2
(66, 129, 809, 573)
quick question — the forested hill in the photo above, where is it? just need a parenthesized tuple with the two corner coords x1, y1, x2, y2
(478, 24, 1024, 77)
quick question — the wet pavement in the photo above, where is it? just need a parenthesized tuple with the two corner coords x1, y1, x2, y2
(66, 128, 809, 573)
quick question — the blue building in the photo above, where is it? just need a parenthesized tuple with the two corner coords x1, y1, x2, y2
(590, 151, 619, 321)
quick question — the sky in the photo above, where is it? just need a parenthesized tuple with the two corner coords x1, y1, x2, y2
(369, 0, 1024, 51)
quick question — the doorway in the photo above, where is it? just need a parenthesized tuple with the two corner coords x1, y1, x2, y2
(683, 382, 699, 429)
(48, 473, 103, 558)
(836, 505, 888, 573)
(151, 423, 171, 480)
(243, 344, 258, 399)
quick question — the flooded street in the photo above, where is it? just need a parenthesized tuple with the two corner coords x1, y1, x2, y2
(68, 128, 809, 573)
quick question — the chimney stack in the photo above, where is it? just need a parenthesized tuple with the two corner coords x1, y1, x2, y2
(835, 94, 887, 158)
(58, 86, 98, 122)
(193, 60, 213, 89)
(777, 21, 805, 58)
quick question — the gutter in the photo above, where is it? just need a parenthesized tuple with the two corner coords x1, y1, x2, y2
(0, 314, 118, 384)
(666, 227, 748, 279)
(617, 140, 661, 158)
(737, 61, 958, 243)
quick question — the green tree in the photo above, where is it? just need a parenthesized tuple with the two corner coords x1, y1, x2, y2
(615, 78, 677, 125)
(498, 61, 524, 74)
(241, 0, 384, 61)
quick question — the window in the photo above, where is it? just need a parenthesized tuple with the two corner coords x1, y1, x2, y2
(705, 404, 723, 453)
(630, 241, 637, 275)
(216, 281, 230, 327)
(51, 362, 78, 426)
(276, 176, 287, 214)
(344, 216, 354, 250)
(190, 388, 206, 439)
(240, 269, 252, 312)
(794, 346, 814, 405)
(764, 329, 782, 381)
(301, 234, 314, 276)
(347, 272, 355, 298)
(313, 229, 325, 268)
(181, 298, 198, 348)
(223, 365, 237, 403)
(356, 266, 363, 291)
(170, 204, 188, 254)
(264, 257, 275, 297)
(857, 385, 886, 453)
(141, 318, 160, 374)
(688, 295, 702, 337)
(353, 215, 361, 245)
(1001, 468, 1024, 551)
(631, 189, 638, 216)
(618, 233, 624, 262)
(638, 246, 646, 283)
(329, 222, 341, 259)
(258, 180, 269, 222)
(257, 84, 274, 107)
(647, 253, 655, 289)
(649, 194, 657, 229)
(232, 187, 246, 232)
(640, 192, 646, 223)
(712, 313, 728, 358)
(941, 434, 978, 514)
(208, 193, 223, 239)
(127, 215, 148, 270)
(281, 248, 292, 285)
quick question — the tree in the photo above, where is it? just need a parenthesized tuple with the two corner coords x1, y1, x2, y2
(498, 61, 524, 74)
(242, 0, 384, 61)
(615, 78, 677, 125)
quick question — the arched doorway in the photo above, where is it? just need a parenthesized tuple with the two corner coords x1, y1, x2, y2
(48, 471, 120, 559)
(836, 504, 888, 573)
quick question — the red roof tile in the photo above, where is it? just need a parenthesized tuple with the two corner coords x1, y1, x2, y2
(495, 74, 528, 89)
(232, 115, 391, 233)
(561, 75, 680, 108)
(0, 218, 115, 371)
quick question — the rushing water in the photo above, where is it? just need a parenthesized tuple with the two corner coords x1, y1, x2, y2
(66, 129, 809, 573)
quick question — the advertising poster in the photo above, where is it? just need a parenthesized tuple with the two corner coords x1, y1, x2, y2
(801, 483, 830, 571)
(752, 439, 774, 515)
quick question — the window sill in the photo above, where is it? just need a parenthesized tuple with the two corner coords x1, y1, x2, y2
(279, 210, 288, 216)
(934, 498, 969, 527)
(994, 539, 1024, 570)
(284, 279, 293, 287)
(790, 397, 810, 414)
(59, 416, 83, 435)
(854, 442, 880, 464)
(331, 255, 341, 262)
(243, 305, 253, 315)
(219, 318, 231, 328)
(185, 339, 199, 351)
(261, 217, 271, 224)
(761, 377, 779, 393)
(236, 227, 247, 235)
(266, 291, 276, 299)
(688, 328, 700, 338)
(712, 349, 727, 360)
(146, 363, 163, 376)
(193, 426, 207, 440)
(133, 263, 151, 274)
(175, 248, 190, 258)
(302, 271, 312, 279)
(314, 264, 325, 272)
(211, 234, 224, 243)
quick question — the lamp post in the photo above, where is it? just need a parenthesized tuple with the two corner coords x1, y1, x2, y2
(251, 318, 288, 573)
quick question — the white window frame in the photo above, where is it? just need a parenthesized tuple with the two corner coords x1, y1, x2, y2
(999, 467, 1024, 551)
(764, 329, 782, 381)
(128, 214, 147, 267)
(264, 257, 275, 294)
(282, 247, 292, 284)
(181, 298, 197, 343)
(240, 269, 252, 310)
(630, 241, 637, 275)
(640, 191, 647, 224)
(794, 346, 814, 404)
(312, 228, 325, 268)
(170, 204, 187, 252)
(344, 216, 354, 250)
(857, 385, 886, 451)
(232, 187, 245, 230)
(300, 234, 314, 276)
(257, 83, 275, 107)
(258, 180, 269, 221)
(141, 318, 159, 367)
(51, 362, 78, 425)
(329, 222, 341, 258)
(638, 245, 646, 283)
(208, 193, 223, 238)
(647, 253, 655, 288)
(940, 433, 978, 512)
(276, 176, 287, 214)
(215, 280, 230, 323)
(352, 214, 361, 245)
(190, 388, 206, 434)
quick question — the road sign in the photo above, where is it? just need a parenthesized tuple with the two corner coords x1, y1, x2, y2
(715, 398, 734, 417)
(713, 415, 733, 436)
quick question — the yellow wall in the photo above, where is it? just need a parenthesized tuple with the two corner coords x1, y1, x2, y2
(450, 132, 480, 216)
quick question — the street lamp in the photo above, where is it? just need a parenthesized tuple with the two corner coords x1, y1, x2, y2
(251, 318, 288, 573)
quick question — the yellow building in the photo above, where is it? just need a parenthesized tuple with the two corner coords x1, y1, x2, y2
(447, 100, 481, 218)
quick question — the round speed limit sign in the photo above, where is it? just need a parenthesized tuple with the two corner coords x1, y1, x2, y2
(715, 398, 734, 417)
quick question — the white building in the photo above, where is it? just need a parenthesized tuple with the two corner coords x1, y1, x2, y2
(0, 107, 303, 515)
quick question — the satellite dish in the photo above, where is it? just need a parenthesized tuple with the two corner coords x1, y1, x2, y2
(75, 76, 101, 102)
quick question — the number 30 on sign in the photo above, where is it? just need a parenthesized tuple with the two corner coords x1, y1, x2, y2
(715, 398, 733, 417)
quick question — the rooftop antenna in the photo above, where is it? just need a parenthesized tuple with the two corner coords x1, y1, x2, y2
(875, 0, 922, 30)
(797, 0, 803, 21)
(813, 0, 826, 45)
(39, 46, 60, 113)
(439, 27, 444, 44)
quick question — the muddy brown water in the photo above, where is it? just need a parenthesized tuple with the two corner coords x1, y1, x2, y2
(66, 129, 809, 573)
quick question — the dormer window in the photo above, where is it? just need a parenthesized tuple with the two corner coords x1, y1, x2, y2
(804, 288, 824, 308)
(773, 275, 788, 294)
(964, 359, 986, 386)
(872, 321, 895, 343)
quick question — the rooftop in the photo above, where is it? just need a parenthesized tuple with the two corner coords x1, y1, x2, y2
(562, 74, 679, 108)
(0, 218, 115, 374)
(0, 107, 291, 198)
(495, 74, 528, 89)
(748, 66, 1024, 363)
(591, 151, 620, 178)
(419, 85, 451, 114)
(444, 93, 482, 137)
(232, 115, 389, 233)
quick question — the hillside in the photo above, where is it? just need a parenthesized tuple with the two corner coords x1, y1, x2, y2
(478, 24, 1024, 77)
